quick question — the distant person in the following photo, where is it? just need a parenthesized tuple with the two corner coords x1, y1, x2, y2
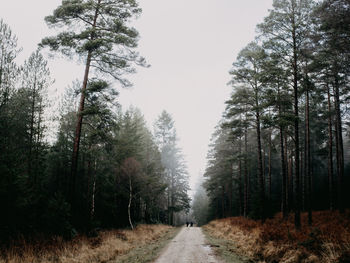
(186, 221, 189, 227)
(190, 221, 193, 227)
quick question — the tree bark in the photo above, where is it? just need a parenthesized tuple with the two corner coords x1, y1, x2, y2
(28, 74, 37, 179)
(280, 126, 287, 218)
(284, 134, 289, 213)
(256, 107, 265, 223)
(70, 0, 101, 205)
(288, 155, 294, 213)
(305, 82, 312, 225)
(291, 1, 301, 229)
(239, 138, 243, 216)
(229, 163, 233, 216)
(278, 81, 287, 219)
(327, 83, 334, 211)
(268, 131, 272, 201)
(244, 114, 249, 218)
(333, 72, 344, 213)
(128, 176, 134, 230)
(91, 159, 96, 220)
(170, 173, 174, 225)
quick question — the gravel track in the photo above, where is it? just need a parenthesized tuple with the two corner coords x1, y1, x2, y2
(154, 227, 222, 263)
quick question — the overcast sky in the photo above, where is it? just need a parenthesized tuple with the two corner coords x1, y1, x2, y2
(0, 0, 273, 195)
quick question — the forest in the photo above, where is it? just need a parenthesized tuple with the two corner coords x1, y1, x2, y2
(193, 0, 350, 227)
(0, 0, 190, 244)
(1, 0, 350, 262)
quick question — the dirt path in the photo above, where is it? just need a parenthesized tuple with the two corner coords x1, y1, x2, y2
(154, 227, 222, 263)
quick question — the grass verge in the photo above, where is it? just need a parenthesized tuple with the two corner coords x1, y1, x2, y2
(0, 224, 179, 263)
(203, 211, 350, 263)
(113, 226, 181, 263)
(202, 227, 252, 263)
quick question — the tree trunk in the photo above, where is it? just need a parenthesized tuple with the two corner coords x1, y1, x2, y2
(284, 134, 289, 213)
(291, 2, 301, 229)
(221, 185, 225, 218)
(262, 148, 266, 189)
(305, 83, 312, 225)
(256, 108, 265, 223)
(167, 187, 170, 225)
(280, 126, 287, 218)
(278, 82, 287, 218)
(28, 74, 37, 178)
(70, 0, 101, 205)
(91, 159, 96, 220)
(268, 131, 272, 201)
(128, 176, 134, 230)
(239, 138, 243, 216)
(327, 83, 334, 211)
(229, 163, 233, 216)
(244, 116, 249, 218)
(170, 173, 174, 225)
(288, 155, 294, 213)
(333, 72, 344, 213)
(301, 145, 305, 211)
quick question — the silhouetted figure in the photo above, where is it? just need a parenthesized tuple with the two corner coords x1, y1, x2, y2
(186, 221, 189, 227)
(190, 221, 193, 227)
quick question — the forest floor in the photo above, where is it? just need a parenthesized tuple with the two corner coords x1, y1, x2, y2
(154, 226, 229, 263)
(0, 224, 179, 263)
(203, 210, 350, 263)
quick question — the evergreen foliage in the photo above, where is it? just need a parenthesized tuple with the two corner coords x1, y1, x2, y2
(200, 0, 350, 228)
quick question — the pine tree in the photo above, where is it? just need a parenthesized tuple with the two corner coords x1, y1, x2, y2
(40, 0, 147, 206)
(154, 111, 190, 225)
(257, 0, 315, 229)
(229, 42, 267, 222)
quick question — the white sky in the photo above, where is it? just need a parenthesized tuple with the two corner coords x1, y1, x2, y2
(0, 0, 272, 195)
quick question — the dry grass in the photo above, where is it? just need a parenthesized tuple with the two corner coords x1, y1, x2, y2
(203, 210, 350, 263)
(0, 224, 173, 263)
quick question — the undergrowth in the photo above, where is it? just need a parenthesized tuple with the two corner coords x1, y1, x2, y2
(204, 210, 350, 263)
(0, 224, 175, 263)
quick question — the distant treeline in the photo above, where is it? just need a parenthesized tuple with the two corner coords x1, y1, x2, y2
(194, 0, 350, 227)
(0, 0, 190, 243)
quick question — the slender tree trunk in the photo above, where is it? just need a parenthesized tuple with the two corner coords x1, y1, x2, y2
(91, 159, 96, 220)
(305, 84, 312, 225)
(288, 155, 294, 213)
(280, 126, 287, 218)
(28, 75, 37, 178)
(171, 174, 174, 225)
(239, 138, 243, 216)
(128, 176, 134, 230)
(244, 121, 249, 218)
(167, 186, 170, 224)
(35, 100, 43, 173)
(302, 145, 305, 211)
(284, 134, 289, 213)
(278, 83, 288, 218)
(70, 0, 101, 205)
(262, 148, 266, 188)
(327, 83, 334, 211)
(256, 108, 265, 223)
(333, 99, 340, 209)
(333, 72, 344, 213)
(87, 152, 92, 215)
(221, 185, 225, 218)
(229, 163, 233, 216)
(268, 131, 272, 201)
(291, 4, 301, 229)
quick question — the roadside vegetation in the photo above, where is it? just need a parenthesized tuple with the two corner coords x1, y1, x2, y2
(0, 225, 178, 263)
(203, 211, 350, 263)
